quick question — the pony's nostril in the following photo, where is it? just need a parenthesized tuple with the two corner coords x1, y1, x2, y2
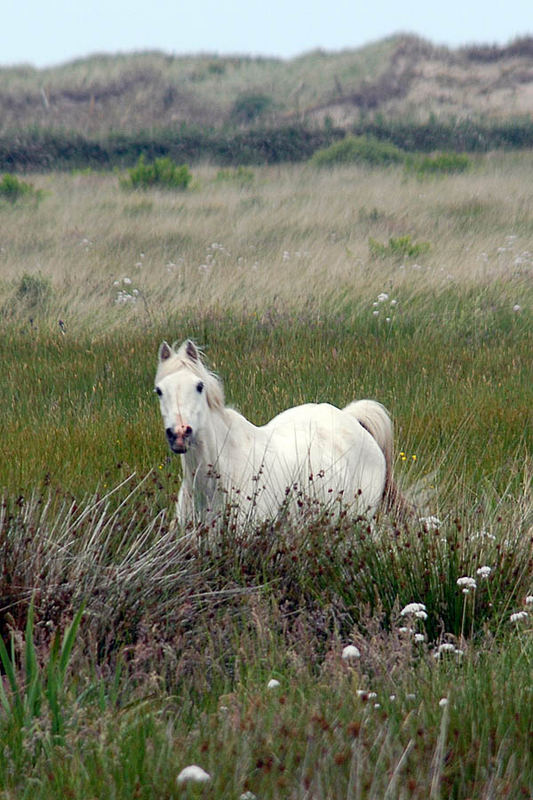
(184, 425, 192, 437)
(165, 427, 175, 441)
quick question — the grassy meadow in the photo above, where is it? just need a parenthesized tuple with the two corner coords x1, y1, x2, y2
(0, 153, 532, 798)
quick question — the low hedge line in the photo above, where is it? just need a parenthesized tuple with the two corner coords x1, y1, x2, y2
(1, 117, 532, 172)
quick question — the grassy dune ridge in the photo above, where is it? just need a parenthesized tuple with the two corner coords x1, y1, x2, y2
(1, 35, 532, 133)
(0, 156, 531, 797)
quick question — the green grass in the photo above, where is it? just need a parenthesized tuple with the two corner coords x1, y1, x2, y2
(0, 159, 531, 798)
(0, 297, 528, 500)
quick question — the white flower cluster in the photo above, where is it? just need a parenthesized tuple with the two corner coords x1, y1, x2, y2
(113, 277, 139, 306)
(400, 602, 428, 620)
(420, 515, 442, 530)
(472, 529, 496, 542)
(433, 642, 463, 659)
(457, 576, 477, 593)
(372, 292, 398, 322)
(476, 565, 492, 579)
(176, 765, 211, 785)
(342, 644, 361, 662)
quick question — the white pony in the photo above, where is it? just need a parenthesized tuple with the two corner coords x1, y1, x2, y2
(155, 339, 407, 526)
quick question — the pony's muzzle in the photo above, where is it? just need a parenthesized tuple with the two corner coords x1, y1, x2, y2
(166, 424, 193, 454)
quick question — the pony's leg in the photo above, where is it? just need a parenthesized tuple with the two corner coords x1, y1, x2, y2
(176, 484, 193, 526)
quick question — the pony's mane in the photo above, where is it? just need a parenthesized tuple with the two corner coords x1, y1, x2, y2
(157, 348, 226, 413)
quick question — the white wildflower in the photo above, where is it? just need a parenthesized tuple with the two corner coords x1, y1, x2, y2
(437, 643, 456, 655)
(400, 602, 427, 617)
(472, 529, 496, 541)
(420, 515, 442, 530)
(356, 690, 377, 699)
(476, 566, 492, 579)
(177, 765, 211, 785)
(377, 292, 389, 303)
(390, 298, 398, 306)
(240, 793, 257, 800)
(439, 697, 448, 708)
(123, 277, 132, 285)
(414, 633, 425, 643)
(342, 644, 361, 662)
(510, 611, 528, 623)
(513, 304, 521, 312)
(373, 310, 380, 316)
(457, 577, 477, 591)
(267, 678, 280, 689)
(415, 610, 428, 620)
(525, 596, 533, 605)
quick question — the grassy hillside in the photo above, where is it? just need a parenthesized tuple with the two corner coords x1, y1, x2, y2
(0, 156, 531, 797)
(1, 34, 532, 135)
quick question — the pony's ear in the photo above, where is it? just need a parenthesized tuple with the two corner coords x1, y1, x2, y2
(159, 341, 173, 361)
(184, 339, 199, 362)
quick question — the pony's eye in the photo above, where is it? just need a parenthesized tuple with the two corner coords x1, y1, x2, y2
(196, 381, 204, 394)
(155, 387, 162, 397)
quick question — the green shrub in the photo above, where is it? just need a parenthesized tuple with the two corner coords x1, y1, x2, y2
(311, 135, 404, 167)
(120, 155, 192, 190)
(0, 173, 44, 204)
(405, 151, 471, 178)
(369, 234, 430, 260)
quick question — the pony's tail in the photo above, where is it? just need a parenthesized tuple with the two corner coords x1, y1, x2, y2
(344, 399, 413, 519)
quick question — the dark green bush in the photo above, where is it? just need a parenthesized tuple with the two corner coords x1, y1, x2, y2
(231, 93, 273, 123)
(311, 135, 404, 167)
(120, 155, 192, 190)
(12, 272, 53, 315)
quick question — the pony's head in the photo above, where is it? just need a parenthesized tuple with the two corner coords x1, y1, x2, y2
(154, 339, 224, 454)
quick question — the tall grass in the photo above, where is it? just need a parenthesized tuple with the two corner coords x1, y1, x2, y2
(0, 155, 531, 329)
(0, 155, 531, 798)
